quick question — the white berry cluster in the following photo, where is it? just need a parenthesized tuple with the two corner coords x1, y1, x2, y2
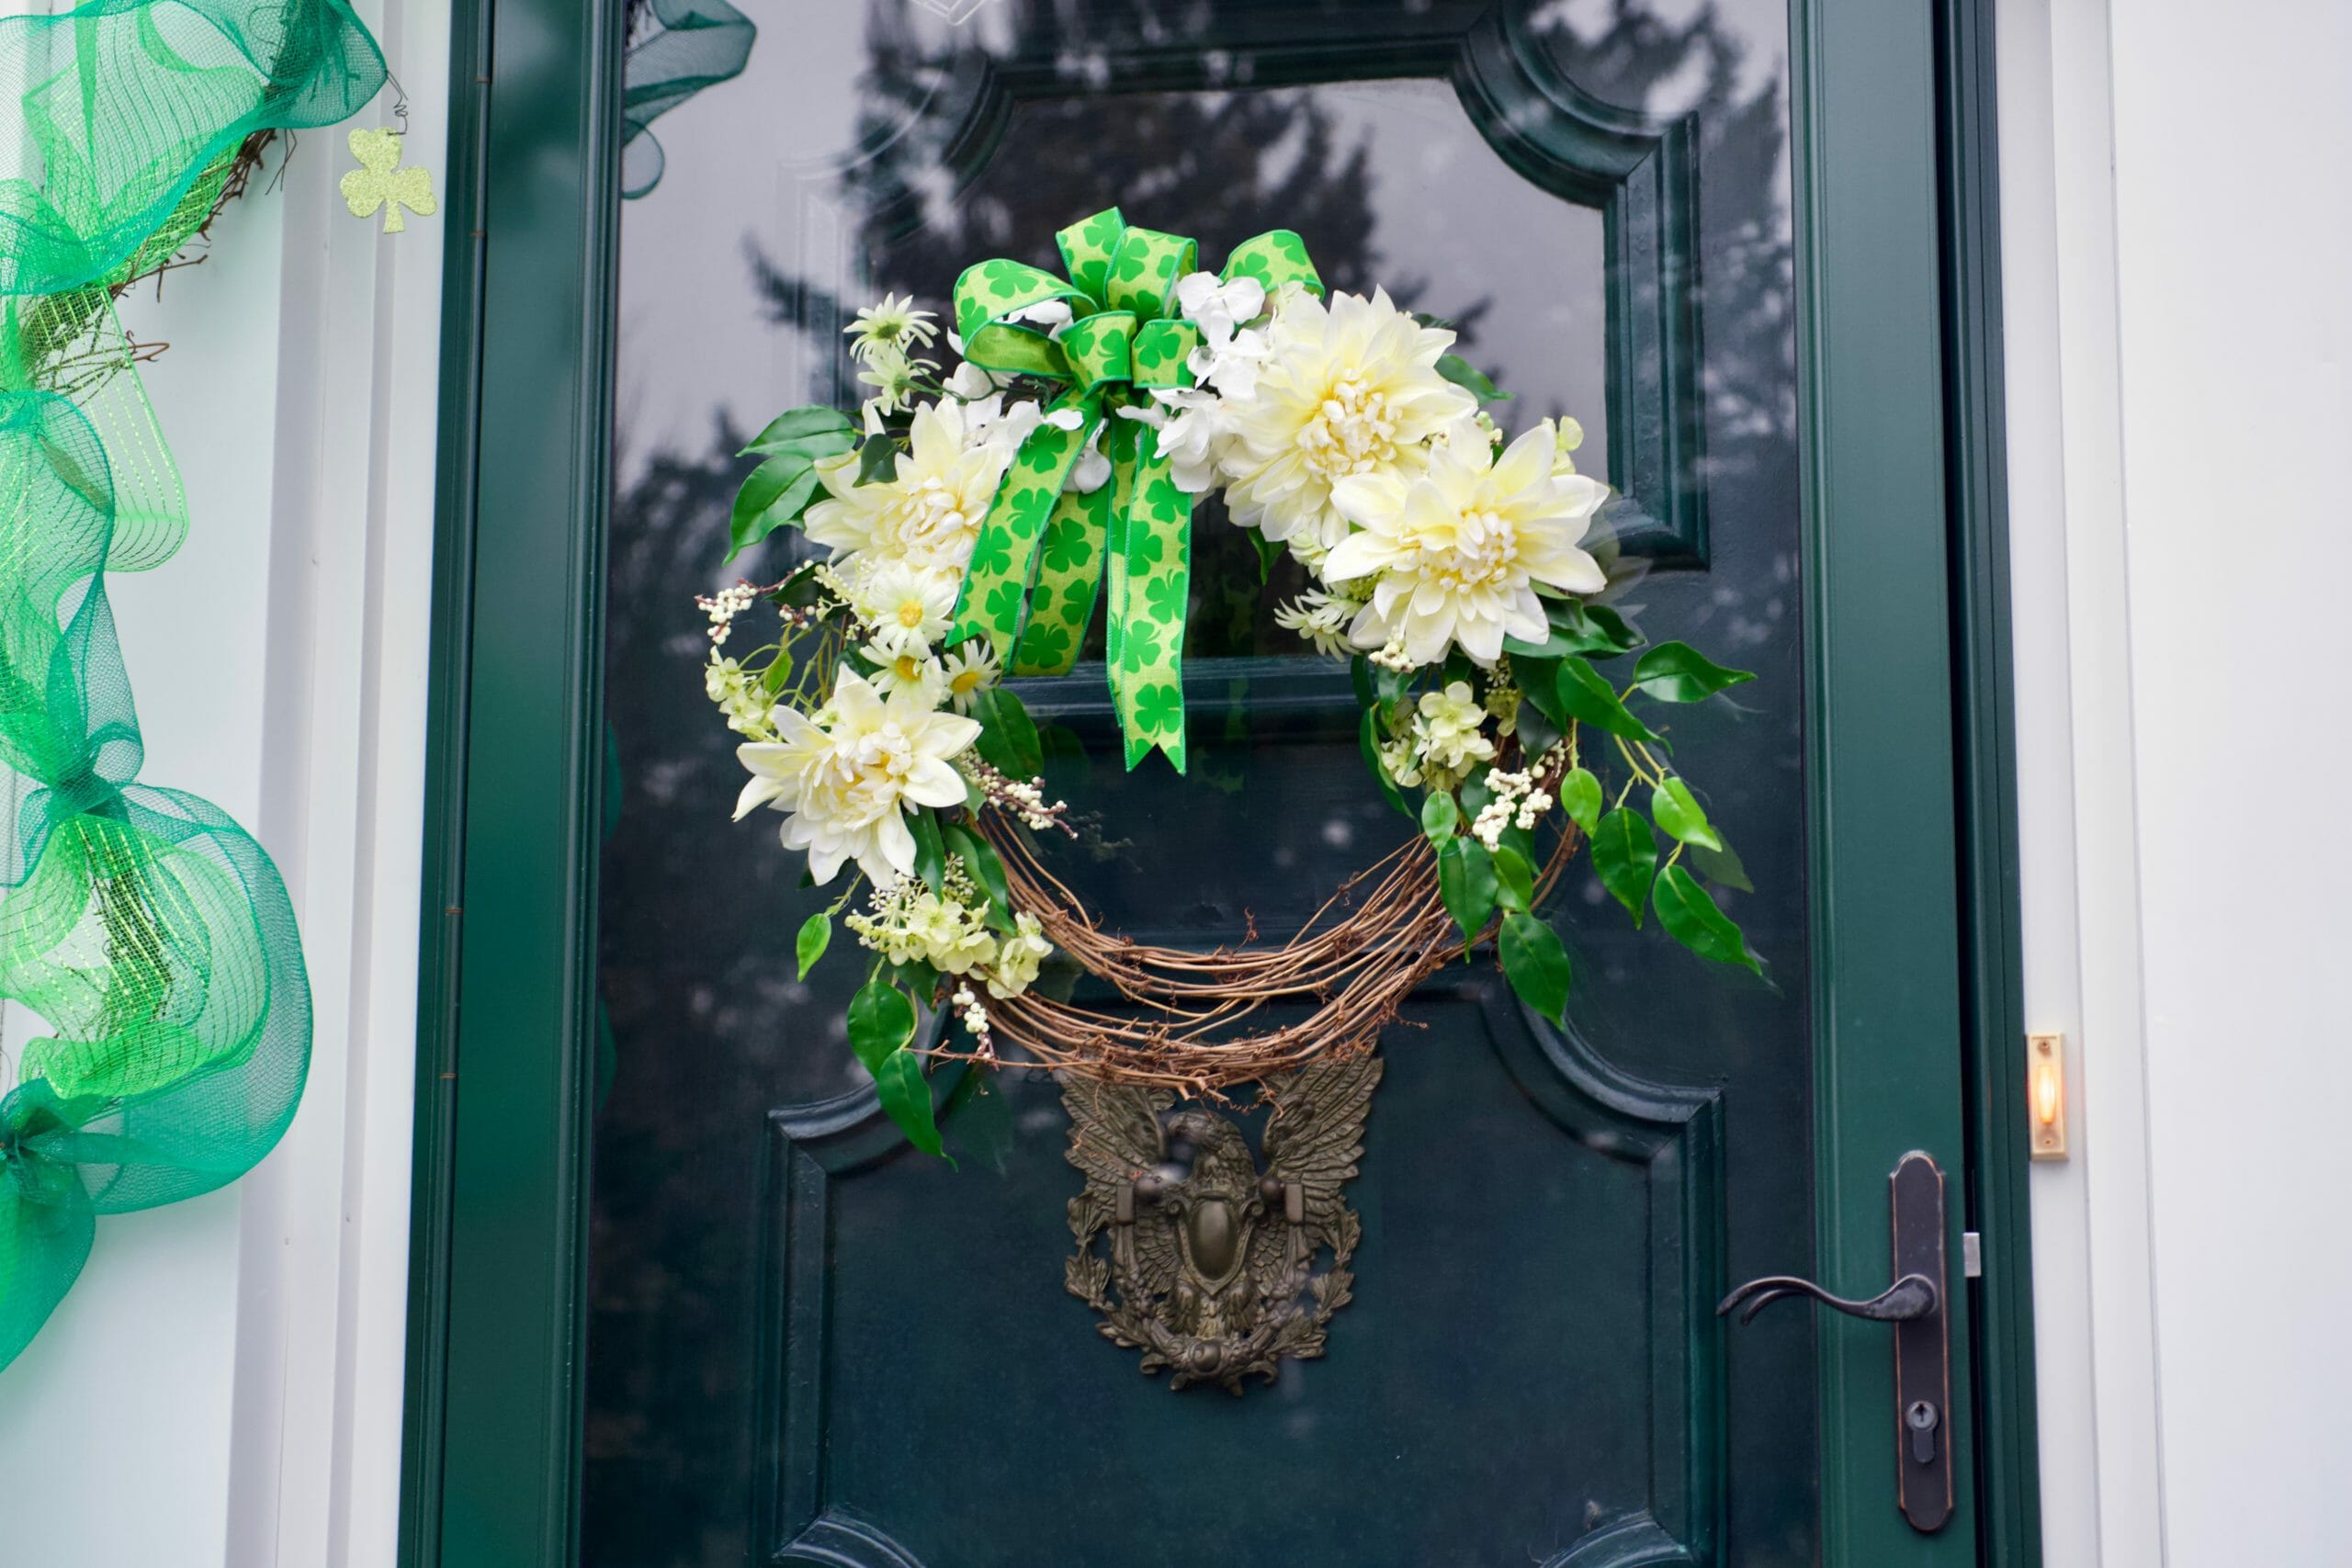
(962, 757, 1075, 836)
(695, 581, 761, 646)
(950, 983, 995, 1061)
(1472, 765, 1555, 850)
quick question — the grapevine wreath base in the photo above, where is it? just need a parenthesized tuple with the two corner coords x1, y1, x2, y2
(960, 808, 1577, 1095)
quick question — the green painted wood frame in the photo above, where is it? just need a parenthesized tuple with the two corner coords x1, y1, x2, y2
(396, 0, 2042, 1562)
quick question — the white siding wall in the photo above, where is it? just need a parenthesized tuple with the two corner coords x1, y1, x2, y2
(0, 0, 448, 1562)
(2002, 0, 2352, 1562)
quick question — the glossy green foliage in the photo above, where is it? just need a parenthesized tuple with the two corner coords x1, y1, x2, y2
(1498, 909, 1572, 1022)
(970, 686, 1043, 778)
(1632, 640, 1755, 703)
(849, 978, 944, 1157)
(727, 406, 854, 561)
(795, 910, 831, 979)
(1651, 865, 1761, 974)
(1592, 807, 1658, 924)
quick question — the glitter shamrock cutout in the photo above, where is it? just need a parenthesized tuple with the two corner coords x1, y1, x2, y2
(340, 129, 436, 232)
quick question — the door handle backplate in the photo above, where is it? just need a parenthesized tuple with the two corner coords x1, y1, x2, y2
(1717, 1151, 1955, 1533)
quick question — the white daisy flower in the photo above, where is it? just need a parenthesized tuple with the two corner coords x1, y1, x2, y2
(941, 642, 1001, 713)
(843, 292, 938, 364)
(863, 645, 950, 709)
(1272, 590, 1353, 658)
(854, 561, 958, 657)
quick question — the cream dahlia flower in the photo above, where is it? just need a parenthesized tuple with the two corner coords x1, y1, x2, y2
(1321, 422, 1609, 666)
(732, 670, 978, 885)
(1217, 287, 1479, 549)
(804, 400, 1016, 587)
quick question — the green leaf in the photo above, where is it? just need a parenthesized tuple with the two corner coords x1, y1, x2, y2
(725, 455, 820, 562)
(1649, 776, 1724, 851)
(794, 910, 831, 981)
(910, 808, 947, 892)
(1491, 841, 1535, 912)
(1514, 694, 1564, 761)
(1592, 807, 1657, 926)
(1435, 353, 1511, 403)
(1580, 604, 1643, 654)
(971, 686, 1043, 778)
(1555, 659, 1664, 745)
(846, 980, 915, 1074)
(1501, 632, 1558, 660)
(856, 434, 902, 486)
(1514, 655, 1565, 726)
(747, 431, 854, 464)
(1685, 837, 1755, 893)
(1250, 529, 1284, 583)
(889, 957, 940, 997)
(1457, 769, 1494, 824)
(1420, 791, 1460, 846)
(1360, 706, 1408, 815)
(1561, 766, 1603, 837)
(1437, 838, 1498, 947)
(942, 1070, 1014, 1174)
(1652, 864, 1763, 974)
(1498, 909, 1572, 1023)
(942, 821, 1015, 931)
(1505, 602, 1644, 660)
(741, 405, 855, 456)
(1634, 640, 1757, 704)
(872, 1046, 949, 1160)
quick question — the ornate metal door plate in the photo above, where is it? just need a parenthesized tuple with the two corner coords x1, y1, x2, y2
(1060, 1054, 1381, 1393)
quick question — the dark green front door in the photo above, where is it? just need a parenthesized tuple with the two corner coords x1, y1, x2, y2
(405, 3, 2028, 1565)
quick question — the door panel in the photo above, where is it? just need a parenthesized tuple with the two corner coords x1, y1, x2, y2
(765, 981, 1724, 1565)
(589, 4, 1833, 1564)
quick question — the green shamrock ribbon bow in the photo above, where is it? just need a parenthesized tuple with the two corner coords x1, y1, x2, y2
(945, 208, 1321, 771)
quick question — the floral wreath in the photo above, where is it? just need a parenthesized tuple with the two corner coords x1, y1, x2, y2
(700, 209, 1760, 1157)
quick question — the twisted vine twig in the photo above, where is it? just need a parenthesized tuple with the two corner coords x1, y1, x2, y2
(941, 760, 1578, 1095)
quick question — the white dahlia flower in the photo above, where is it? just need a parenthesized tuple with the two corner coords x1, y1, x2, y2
(1321, 422, 1608, 667)
(804, 400, 1016, 587)
(1216, 287, 1478, 549)
(732, 670, 978, 885)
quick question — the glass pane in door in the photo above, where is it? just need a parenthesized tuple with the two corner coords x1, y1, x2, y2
(589, 2, 1810, 1562)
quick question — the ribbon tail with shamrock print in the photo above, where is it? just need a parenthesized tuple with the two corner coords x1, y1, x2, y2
(945, 208, 1322, 773)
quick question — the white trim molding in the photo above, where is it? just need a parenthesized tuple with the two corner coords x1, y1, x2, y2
(1996, 0, 2167, 1563)
(221, 0, 448, 1559)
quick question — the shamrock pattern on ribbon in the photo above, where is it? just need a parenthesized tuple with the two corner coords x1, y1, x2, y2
(946, 208, 1322, 772)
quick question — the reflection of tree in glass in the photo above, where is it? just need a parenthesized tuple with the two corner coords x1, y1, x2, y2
(583, 6, 1801, 1566)
(751, 2, 1415, 656)
(1533, 1, 1798, 525)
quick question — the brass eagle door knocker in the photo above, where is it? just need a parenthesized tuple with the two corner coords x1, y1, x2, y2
(1060, 1053, 1381, 1393)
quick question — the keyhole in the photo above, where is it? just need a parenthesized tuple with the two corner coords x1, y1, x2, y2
(1905, 1399, 1939, 1464)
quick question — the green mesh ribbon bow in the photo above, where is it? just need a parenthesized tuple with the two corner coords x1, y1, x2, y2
(0, 0, 384, 1373)
(946, 209, 1321, 772)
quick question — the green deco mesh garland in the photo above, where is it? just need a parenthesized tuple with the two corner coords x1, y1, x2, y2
(0, 0, 385, 1371)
